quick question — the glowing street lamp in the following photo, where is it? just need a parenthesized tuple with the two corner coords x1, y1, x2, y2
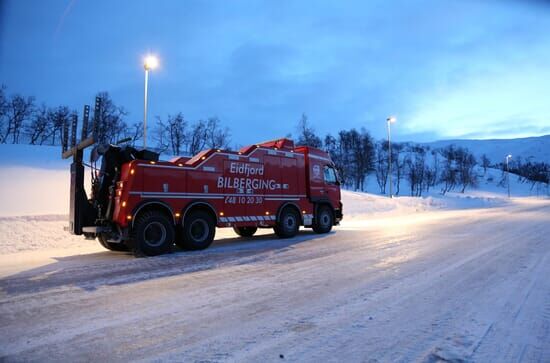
(143, 55, 159, 149)
(506, 154, 512, 198)
(386, 116, 397, 198)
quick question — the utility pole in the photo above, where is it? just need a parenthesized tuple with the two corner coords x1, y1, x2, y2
(386, 116, 397, 198)
(143, 55, 159, 149)
(506, 154, 512, 198)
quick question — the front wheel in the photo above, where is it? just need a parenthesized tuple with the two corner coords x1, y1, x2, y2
(312, 205, 334, 234)
(233, 226, 258, 237)
(274, 208, 300, 238)
(178, 211, 216, 250)
(131, 211, 175, 256)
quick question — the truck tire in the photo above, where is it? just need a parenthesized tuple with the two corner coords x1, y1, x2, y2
(179, 210, 216, 250)
(131, 211, 175, 256)
(98, 233, 129, 252)
(274, 208, 300, 238)
(312, 205, 333, 234)
(233, 226, 257, 237)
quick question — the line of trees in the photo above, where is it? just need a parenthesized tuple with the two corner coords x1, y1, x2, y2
(0, 85, 231, 155)
(153, 114, 231, 156)
(293, 114, 526, 196)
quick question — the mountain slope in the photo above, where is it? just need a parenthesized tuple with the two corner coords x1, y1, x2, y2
(419, 134, 550, 164)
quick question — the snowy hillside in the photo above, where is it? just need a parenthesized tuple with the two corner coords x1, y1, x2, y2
(419, 134, 550, 164)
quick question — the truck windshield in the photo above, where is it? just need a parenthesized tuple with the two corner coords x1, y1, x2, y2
(324, 165, 338, 184)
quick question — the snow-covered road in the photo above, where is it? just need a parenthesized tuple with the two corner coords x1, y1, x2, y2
(1, 199, 549, 362)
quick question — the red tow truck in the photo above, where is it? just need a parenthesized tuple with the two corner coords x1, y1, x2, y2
(64, 138, 342, 256)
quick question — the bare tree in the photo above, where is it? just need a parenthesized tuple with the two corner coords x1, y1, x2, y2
(457, 148, 478, 193)
(439, 145, 458, 195)
(49, 106, 71, 146)
(26, 104, 52, 145)
(167, 113, 187, 155)
(405, 146, 427, 196)
(296, 113, 322, 148)
(393, 142, 406, 195)
(374, 140, 389, 194)
(188, 120, 208, 155)
(480, 154, 490, 175)
(0, 85, 7, 140)
(94, 92, 128, 144)
(124, 123, 143, 147)
(153, 117, 169, 153)
(206, 117, 231, 149)
(2, 94, 35, 143)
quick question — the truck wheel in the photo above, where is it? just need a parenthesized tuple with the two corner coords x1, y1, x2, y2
(233, 226, 257, 237)
(180, 211, 216, 250)
(274, 208, 300, 238)
(98, 234, 129, 252)
(312, 205, 333, 234)
(131, 211, 175, 256)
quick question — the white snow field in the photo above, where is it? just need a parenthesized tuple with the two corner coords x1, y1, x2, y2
(0, 144, 549, 362)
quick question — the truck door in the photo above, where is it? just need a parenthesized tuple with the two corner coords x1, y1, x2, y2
(322, 164, 341, 209)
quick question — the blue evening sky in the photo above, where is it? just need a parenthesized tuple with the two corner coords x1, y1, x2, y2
(1, 0, 549, 145)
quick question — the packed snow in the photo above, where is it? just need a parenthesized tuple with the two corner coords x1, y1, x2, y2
(0, 143, 549, 362)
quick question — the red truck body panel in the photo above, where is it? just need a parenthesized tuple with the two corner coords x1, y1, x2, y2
(112, 138, 342, 229)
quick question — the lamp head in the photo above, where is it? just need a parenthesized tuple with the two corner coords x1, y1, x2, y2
(387, 116, 397, 123)
(144, 55, 159, 70)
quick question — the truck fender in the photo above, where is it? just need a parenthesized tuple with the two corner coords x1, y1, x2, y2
(131, 200, 176, 227)
(181, 201, 218, 225)
(276, 202, 303, 225)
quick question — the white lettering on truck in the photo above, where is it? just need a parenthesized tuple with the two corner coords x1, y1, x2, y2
(218, 162, 278, 192)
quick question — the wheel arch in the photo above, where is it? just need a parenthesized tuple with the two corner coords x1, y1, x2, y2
(276, 202, 302, 225)
(181, 200, 218, 225)
(131, 200, 175, 227)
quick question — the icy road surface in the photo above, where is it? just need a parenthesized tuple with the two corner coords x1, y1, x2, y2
(1, 200, 549, 362)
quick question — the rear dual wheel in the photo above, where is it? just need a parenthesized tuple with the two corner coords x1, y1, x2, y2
(176, 210, 216, 251)
(131, 211, 175, 256)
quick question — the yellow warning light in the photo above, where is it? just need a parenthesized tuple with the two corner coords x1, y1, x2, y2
(117, 190, 122, 196)
(216, 149, 221, 152)
(175, 212, 181, 218)
(302, 210, 306, 214)
(238, 152, 242, 155)
(219, 212, 224, 216)
(265, 211, 270, 215)
(121, 201, 127, 207)
(130, 169, 135, 175)
(150, 161, 156, 165)
(178, 163, 183, 167)
(201, 156, 206, 160)
(126, 215, 132, 220)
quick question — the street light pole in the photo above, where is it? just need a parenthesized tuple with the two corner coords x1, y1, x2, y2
(143, 55, 159, 149)
(143, 68, 149, 149)
(386, 116, 396, 198)
(506, 154, 512, 198)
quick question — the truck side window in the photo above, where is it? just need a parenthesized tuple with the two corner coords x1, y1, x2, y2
(324, 165, 337, 184)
